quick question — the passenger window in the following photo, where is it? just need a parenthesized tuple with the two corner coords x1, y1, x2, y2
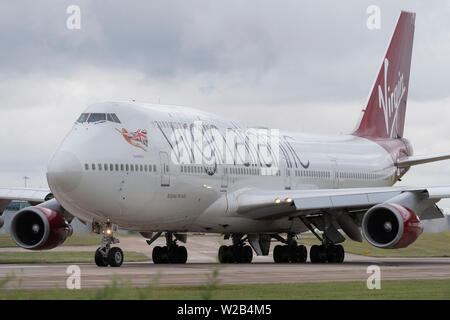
(140, 165, 143, 172)
(120, 164, 124, 171)
(153, 164, 157, 172)
(126, 164, 129, 171)
(98, 163, 102, 171)
(92, 164, 96, 170)
(115, 164, 119, 171)
(84, 164, 89, 170)
(104, 164, 108, 171)
(110, 164, 114, 171)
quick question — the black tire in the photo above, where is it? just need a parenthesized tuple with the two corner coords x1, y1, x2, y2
(108, 247, 124, 267)
(310, 245, 327, 263)
(95, 248, 108, 267)
(336, 245, 345, 263)
(218, 245, 228, 263)
(296, 245, 307, 263)
(242, 246, 253, 263)
(152, 246, 162, 264)
(226, 246, 235, 263)
(273, 245, 282, 263)
(280, 246, 289, 263)
(326, 244, 338, 263)
(160, 246, 169, 263)
(177, 246, 188, 264)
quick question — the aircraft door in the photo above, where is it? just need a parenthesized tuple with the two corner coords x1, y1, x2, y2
(159, 151, 170, 187)
(221, 166, 228, 189)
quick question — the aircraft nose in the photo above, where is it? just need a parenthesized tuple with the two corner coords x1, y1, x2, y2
(47, 150, 82, 193)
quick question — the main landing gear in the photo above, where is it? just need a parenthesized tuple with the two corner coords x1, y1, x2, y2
(299, 216, 346, 263)
(218, 234, 253, 263)
(151, 232, 188, 264)
(93, 221, 124, 267)
(310, 244, 344, 263)
(273, 234, 307, 263)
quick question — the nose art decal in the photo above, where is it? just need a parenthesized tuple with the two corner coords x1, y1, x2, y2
(116, 128, 148, 151)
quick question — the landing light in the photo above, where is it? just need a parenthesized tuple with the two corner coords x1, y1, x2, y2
(285, 197, 293, 203)
(274, 198, 281, 204)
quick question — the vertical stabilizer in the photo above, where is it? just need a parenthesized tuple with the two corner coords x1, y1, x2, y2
(353, 11, 415, 139)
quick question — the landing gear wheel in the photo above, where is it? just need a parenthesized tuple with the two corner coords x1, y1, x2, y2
(108, 247, 124, 267)
(310, 245, 327, 263)
(294, 245, 307, 263)
(226, 246, 235, 263)
(152, 246, 162, 264)
(169, 246, 187, 264)
(176, 246, 188, 264)
(326, 244, 339, 263)
(218, 245, 228, 263)
(273, 245, 283, 263)
(242, 245, 253, 263)
(336, 244, 345, 263)
(95, 248, 108, 267)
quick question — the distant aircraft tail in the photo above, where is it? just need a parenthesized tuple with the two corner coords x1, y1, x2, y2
(353, 11, 415, 139)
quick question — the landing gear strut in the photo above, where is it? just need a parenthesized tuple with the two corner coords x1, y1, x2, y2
(272, 233, 307, 263)
(218, 234, 253, 264)
(93, 221, 124, 267)
(152, 232, 188, 264)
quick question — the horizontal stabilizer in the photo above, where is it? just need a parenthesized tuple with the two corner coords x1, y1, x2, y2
(396, 153, 450, 168)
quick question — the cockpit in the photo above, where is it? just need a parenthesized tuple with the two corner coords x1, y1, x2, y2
(76, 113, 121, 124)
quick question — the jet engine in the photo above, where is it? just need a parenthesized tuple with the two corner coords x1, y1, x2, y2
(361, 203, 422, 249)
(10, 203, 72, 250)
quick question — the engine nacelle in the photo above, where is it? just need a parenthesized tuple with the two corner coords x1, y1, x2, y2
(10, 206, 72, 250)
(361, 203, 423, 249)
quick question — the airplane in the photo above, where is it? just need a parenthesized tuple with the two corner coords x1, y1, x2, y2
(1, 10, 449, 267)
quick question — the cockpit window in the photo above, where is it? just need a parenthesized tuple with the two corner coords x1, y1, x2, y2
(87, 113, 106, 123)
(77, 113, 89, 123)
(109, 113, 121, 123)
(76, 112, 121, 124)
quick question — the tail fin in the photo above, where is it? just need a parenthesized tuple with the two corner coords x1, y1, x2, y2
(353, 11, 415, 139)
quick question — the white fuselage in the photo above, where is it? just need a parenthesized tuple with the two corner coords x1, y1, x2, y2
(46, 101, 401, 234)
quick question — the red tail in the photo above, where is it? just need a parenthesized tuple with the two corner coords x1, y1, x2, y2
(353, 11, 415, 139)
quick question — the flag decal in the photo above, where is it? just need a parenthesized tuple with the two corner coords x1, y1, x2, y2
(116, 128, 148, 151)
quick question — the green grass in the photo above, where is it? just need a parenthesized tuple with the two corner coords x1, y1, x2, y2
(299, 232, 450, 257)
(0, 279, 448, 300)
(0, 251, 149, 264)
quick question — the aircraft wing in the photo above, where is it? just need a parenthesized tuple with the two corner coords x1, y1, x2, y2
(232, 185, 449, 221)
(0, 187, 52, 212)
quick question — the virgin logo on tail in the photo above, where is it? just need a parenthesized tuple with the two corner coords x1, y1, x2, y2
(378, 58, 406, 138)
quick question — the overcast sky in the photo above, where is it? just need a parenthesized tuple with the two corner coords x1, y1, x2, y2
(1, 1, 450, 204)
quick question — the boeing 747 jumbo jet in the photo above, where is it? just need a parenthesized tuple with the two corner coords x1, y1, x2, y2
(1, 11, 449, 267)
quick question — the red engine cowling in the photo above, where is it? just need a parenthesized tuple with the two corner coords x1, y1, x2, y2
(10, 206, 72, 250)
(361, 203, 423, 249)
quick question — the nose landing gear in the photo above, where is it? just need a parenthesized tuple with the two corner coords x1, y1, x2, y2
(93, 221, 123, 267)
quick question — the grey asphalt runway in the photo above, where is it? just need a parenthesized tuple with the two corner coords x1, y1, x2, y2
(0, 236, 449, 289)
